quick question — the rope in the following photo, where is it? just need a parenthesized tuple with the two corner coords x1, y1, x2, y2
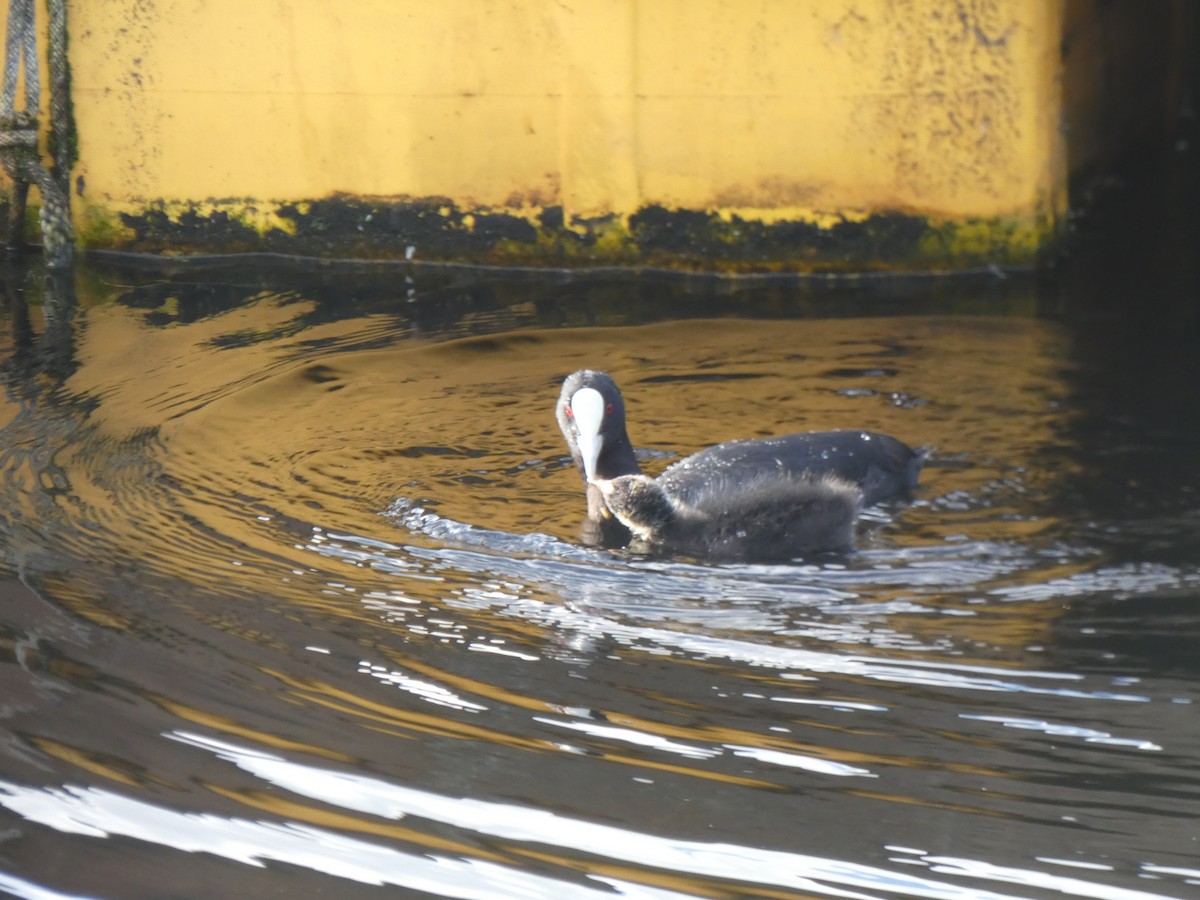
(0, 0, 73, 268)
(47, 0, 68, 184)
(0, 0, 37, 118)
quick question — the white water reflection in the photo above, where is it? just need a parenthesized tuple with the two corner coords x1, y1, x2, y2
(960, 714, 1162, 751)
(310, 528, 1153, 703)
(531, 715, 880, 775)
(6, 731, 1181, 900)
(0, 872, 98, 900)
(533, 716, 722, 760)
(724, 744, 876, 776)
(988, 562, 1199, 602)
(919, 855, 1180, 900)
(0, 779, 687, 900)
(359, 661, 489, 711)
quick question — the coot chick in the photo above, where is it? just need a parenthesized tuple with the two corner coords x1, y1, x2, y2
(592, 471, 861, 560)
(557, 369, 924, 543)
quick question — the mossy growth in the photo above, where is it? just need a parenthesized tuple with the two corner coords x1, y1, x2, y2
(81, 193, 1061, 273)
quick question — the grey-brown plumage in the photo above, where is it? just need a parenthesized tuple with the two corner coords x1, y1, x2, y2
(593, 471, 862, 561)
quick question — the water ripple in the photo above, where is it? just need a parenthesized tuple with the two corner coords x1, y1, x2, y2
(311, 525, 1152, 703)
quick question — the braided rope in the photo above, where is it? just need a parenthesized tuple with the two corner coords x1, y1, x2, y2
(1, 0, 73, 267)
(0, 127, 36, 146)
(47, 0, 67, 184)
(1, 0, 23, 119)
(1, 0, 36, 118)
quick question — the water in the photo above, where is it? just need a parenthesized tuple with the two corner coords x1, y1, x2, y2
(1, 194, 1199, 898)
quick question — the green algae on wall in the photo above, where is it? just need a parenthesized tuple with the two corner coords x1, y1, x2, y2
(75, 194, 1055, 273)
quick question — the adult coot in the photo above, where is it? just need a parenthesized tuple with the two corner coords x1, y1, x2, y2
(593, 471, 861, 560)
(556, 368, 925, 545)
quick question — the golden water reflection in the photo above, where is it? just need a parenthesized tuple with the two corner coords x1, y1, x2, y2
(3, 261, 1193, 899)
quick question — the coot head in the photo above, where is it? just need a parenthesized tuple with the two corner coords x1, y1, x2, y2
(557, 370, 641, 527)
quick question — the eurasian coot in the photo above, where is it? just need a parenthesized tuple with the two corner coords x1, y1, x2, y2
(557, 368, 925, 546)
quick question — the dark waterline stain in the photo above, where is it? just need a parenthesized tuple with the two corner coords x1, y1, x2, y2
(100, 195, 1049, 274)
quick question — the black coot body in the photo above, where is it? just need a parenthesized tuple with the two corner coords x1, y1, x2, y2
(556, 369, 925, 546)
(594, 471, 861, 561)
(656, 430, 922, 508)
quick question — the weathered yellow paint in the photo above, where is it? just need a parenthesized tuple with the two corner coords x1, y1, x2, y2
(68, 1, 1064, 214)
(0, 1, 1189, 268)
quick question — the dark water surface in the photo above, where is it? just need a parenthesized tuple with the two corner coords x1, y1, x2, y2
(1, 223, 1199, 898)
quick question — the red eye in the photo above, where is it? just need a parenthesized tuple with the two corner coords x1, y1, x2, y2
(564, 405, 573, 419)
(606, 403, 614, 414)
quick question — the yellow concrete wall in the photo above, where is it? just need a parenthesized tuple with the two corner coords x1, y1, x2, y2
(0, 0, 1185, 268)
